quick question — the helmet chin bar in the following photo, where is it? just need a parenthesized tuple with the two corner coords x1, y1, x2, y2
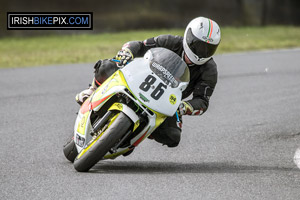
(183, 40, 211, 65)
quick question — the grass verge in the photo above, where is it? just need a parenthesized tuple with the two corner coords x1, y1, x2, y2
(0, 26, 299, 68)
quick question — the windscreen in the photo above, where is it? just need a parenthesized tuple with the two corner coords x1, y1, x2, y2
(147, 48, 190, 88)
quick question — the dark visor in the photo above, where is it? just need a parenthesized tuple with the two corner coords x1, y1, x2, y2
(186, 28, 218, 58)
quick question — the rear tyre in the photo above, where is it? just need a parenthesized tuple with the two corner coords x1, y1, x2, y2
(74, 112, 132, 172)
(63, 137, 78, 163)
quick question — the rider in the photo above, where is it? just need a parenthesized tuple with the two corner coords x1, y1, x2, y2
(76, 16, 221, 148)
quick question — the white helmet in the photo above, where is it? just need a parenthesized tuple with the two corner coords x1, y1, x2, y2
(183, 17, 221, 65)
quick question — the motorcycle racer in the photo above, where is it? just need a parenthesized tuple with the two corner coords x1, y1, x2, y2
(76, 16, 221, 148)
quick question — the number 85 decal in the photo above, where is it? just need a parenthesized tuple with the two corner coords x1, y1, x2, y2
(139, 75, 167, 100)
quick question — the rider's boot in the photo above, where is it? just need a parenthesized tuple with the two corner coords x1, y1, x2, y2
(75, 78, 99, 105)
(123, 147, 135, 157)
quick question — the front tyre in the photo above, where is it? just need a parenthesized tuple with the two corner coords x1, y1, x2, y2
(74, 112, 132, 172)
(63, 137, 78, 163)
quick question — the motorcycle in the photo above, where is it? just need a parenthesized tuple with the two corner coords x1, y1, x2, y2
(63, 47, 190, 172)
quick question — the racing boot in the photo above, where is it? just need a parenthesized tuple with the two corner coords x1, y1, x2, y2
(122, 147, 135, 157)
(75, 78, 98, 105)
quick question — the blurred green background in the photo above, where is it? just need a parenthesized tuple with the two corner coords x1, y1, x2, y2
(0, 0, 299, 68)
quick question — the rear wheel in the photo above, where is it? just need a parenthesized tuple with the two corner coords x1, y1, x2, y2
(63, 137, 78, 163)
(74, 112, 132, 172)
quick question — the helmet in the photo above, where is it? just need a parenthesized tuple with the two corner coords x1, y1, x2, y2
(183, 17, 221, 65)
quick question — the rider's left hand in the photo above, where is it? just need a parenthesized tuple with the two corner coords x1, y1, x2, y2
(178, 101, 194, 115)
(178, 101, 204, 116)
(177, 101, 193, 115)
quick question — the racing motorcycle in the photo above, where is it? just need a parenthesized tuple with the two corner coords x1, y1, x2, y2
(63, 47, 190, 172)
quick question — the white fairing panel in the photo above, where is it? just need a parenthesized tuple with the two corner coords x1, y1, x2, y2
(121, 58, 183, 116)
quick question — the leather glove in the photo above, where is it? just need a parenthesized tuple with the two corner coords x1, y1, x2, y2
(178, 101, 204, 116)
(115, 48, 134, 67)
(75, 84, 96, 106)
(177, 101, 194, 116)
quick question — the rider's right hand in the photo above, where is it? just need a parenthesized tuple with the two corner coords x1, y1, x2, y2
(177, 101, 194, 116)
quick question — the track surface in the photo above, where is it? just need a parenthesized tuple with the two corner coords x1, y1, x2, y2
(1, 49, 300, 200)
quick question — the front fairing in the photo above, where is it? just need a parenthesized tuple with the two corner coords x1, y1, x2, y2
(121, 59, 178, 116)
(121, 48, 189, 116)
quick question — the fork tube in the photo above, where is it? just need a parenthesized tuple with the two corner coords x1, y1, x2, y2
(92, 111, 112, 133)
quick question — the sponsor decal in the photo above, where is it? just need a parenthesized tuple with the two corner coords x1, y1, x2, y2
(80, 115, 86, 129)
(139, 93, 150, 102)
(76, 134, 85, 147)
(7, 12, 93, 30)
(109, 102, 124, 112)
(151, 62, 178, 86)
(169, 94, 177, 105)
(202, 36, 214, 43)
(111, 103, 123, 110)
(116, 103, 123, 110)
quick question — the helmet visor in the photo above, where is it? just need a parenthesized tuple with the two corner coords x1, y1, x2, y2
(186, 28, 218, 59)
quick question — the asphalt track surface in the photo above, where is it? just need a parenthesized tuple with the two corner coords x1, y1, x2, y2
(1, 49, 300, 200)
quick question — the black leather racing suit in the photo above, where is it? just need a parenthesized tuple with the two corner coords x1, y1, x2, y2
(94, 35, 218, 147)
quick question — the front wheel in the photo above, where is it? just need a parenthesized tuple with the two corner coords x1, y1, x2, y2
(74, 112, 132, 172)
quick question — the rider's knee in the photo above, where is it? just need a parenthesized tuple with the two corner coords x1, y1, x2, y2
(165, 128, 181, 147)
(151, 127, 181, 148)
